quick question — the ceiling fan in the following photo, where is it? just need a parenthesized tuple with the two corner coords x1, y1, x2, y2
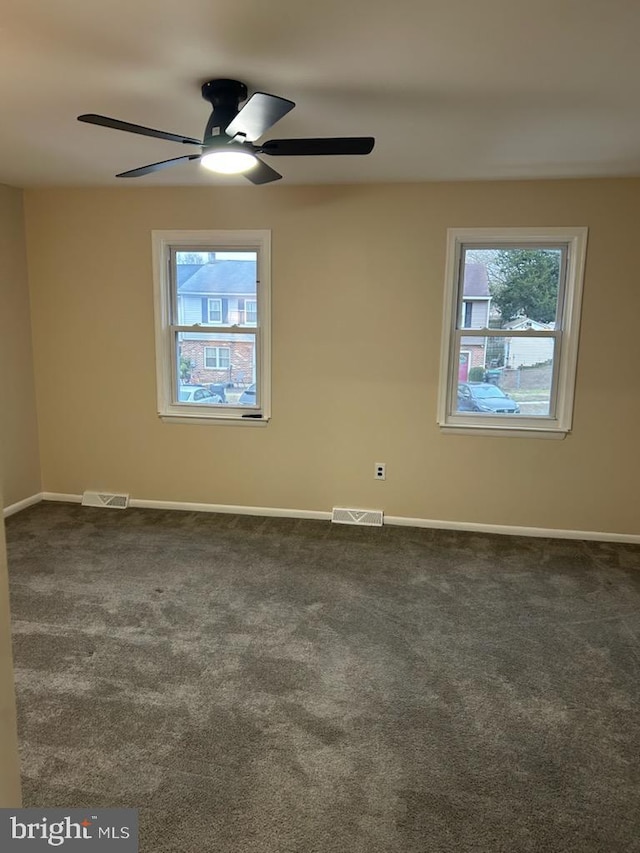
(78, 78, 375, 184)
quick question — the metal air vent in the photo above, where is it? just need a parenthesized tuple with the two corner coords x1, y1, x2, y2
(81, 491, 129, 509)
(331, 507, 384, 527)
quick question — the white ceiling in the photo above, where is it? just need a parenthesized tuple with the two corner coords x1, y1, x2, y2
(2, 0, 640, 187)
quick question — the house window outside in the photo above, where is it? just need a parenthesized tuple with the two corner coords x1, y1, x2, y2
(204, 346, 230, 369)
(207, 298, 223, 324)
(245, 299, 257, 325)
(438, 228, 588, 437)
(152, 230, 271, 423)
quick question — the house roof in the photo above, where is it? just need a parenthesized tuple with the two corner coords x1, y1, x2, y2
(177, 264, 204, 287)
(463, 264, 490, 298)
(178, 260, 257, 295)
(503, 317, 554, 330)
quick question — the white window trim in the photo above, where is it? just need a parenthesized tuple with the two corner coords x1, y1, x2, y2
(207, 298, 223, 324)
(437, 227, 588, 438)
(152, 229, 271, 424)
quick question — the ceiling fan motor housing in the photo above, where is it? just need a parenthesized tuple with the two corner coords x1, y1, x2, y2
(201, 79, 248, 143)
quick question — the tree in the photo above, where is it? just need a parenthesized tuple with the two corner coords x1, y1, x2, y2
(491, 249, 560, 324)
(179, 355, 193, 383)
(176, 252, 209, 265)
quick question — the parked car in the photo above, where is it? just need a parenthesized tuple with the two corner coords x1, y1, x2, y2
(178, 385, 223, 404)
(457, 382, 520, 414)
(238, 383, 256, 405)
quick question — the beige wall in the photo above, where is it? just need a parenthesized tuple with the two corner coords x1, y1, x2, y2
(0, 184, 41, 508)
(23, 180, 640, 535)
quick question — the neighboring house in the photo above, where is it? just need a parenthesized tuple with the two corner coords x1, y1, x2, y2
(459, 263, 491, 381)
(177, 255, 257, 386)
(503, 317, 555, 368)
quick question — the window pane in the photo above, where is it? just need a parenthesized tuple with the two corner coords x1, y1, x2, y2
(175, 251, 257, 327)
(461, 246, 563, 329)
(177, 332, 257, 406)
(455, 336, 555, 417)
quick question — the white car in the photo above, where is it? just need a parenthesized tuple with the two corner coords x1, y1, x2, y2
(178, 385, 223, 404)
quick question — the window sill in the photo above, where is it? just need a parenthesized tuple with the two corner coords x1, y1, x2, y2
(439, 425, 567, 439)
(160, 414, 269, 427)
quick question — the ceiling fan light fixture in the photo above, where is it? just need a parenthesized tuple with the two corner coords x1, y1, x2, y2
(200, 147, 257, 174)
(78, 79, 375, 184)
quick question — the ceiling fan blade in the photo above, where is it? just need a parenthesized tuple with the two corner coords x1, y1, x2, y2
(244, 157, 283, 185)
(78, 114, 201, 146)
(259, 137, 375, 156)
(116, 154, 201, 178)
(225, 93, 295, 142)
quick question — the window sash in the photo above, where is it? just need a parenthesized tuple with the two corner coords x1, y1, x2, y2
(170, 324, 259, 335)
(449, 329, 562, 420)
(451, 244, 565, 421)
(169, 249, 258, 405)
(457, 242, 569, 330)
(167, 246, 259, 326)
(170, 333, 257, 399)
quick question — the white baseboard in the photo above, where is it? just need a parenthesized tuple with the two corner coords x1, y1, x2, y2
(16, 492, 640, 544)
(129, 497, 331, 522)
(384, 515, 640, 544)
(41, 492, 329, 520)
(41, 492, 82, 504)
(3, 492, 43, 518)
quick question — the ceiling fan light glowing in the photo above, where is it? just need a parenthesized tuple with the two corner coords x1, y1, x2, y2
(200, 148, 257, 174)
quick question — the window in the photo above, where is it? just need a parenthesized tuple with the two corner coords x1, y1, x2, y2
(245, 299, 257, 325)
(207, 298, 223, 324)
(152, 230, 271, 423)
(204, 346, 230, 369)
(438, 228, 588, 438)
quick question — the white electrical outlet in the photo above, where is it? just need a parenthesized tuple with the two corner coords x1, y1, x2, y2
(374, 462, 386, 480)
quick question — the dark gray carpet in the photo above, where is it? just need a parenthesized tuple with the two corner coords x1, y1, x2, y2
(5, 502, 640, 852)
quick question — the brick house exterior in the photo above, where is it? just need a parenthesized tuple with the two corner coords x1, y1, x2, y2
(177, 254, 257, 387)
(180, 337, 255, 386)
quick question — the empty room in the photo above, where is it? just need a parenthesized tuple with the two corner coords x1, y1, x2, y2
(0, 1, 639, 851)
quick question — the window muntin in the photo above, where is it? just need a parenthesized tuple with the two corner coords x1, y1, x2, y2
(438, 228, 587, 436)
(153, 230, 271, 422)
